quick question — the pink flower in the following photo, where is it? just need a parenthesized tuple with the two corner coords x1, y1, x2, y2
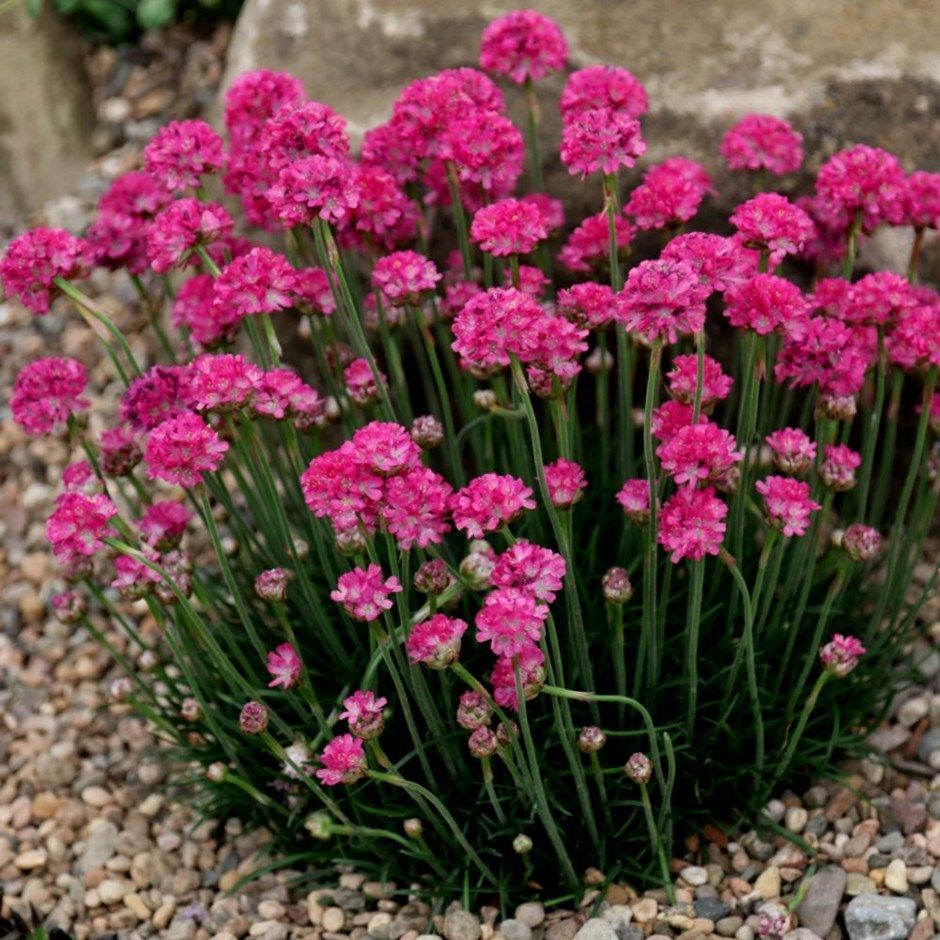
(504, 264, 548, 299)
(766, 428, 817, 475)
(755, 476, 820, 537)
(292, 267, 336, 316)
(561, 107, 645, 178)
(252, 368, 322, 421)
(479, 10, 568, 83)
(468, 726, 499, 757)
(344, 358, 386, 407)
(438, 111, 524, 201)
(490, 643, 546, 710)
(223, 70, 306, 150)
(560, 66, 649, 120)
(210, 248, 298, 329)
(47, 492, 118, 567)
(544, 458, 587, 508)
(383, 466, 453, 550)
(820, 444, 861, 491)
(616, 478, 651, 523)
(556, 283, 616, 330)
(120, 365, 193, 432)
(239, 701, 268, 734)
(99, 426, 142, 477)
(558, 210, 634, 273)
(665, 354, 733, 408)
(143, 119, 224, 193)
(625, 157, 711, 230)
(522, 193, 565, 233)
(616, 258, 709, 344)
(456, 690, 492, 729)
(11, 357, 88, 435)
(452, 473, 536, 538)
(656, 420, 742, 487)
(188, 353, 263, 413)
(316, 734, 368, 785)
(815, 145, 905, 233)
(147, 198, 233, 272)
(652, 400, 705, 443)
(730, 193, 815, 260)
(331, 564, 402, 622)
(819, 634, 865, 677)
(300, 441, 384, 533)
(407, 614, 468, 669)
(841, 524, 882, 562)
(776, 317, 870, 399)
(371, 251, 441, 306)
(720, 114, 803, 176)
(724, 274, 808, 336)
(350, 421, 421, 476)
(257, 101, 349, 175)
(475, 587, 547, 657)
(451, 287, 543, 373)
(0, 228, 90, 314)
(901, 171, 940, 230)
(338, 164, 418, 251)
(255, 567, 290, 602)
(269, 156, 360, 226)
(171, 274, 233, 347)
(139, 500, 191, 549)
(887, 292, 940, 371)
(267, 643, 302, 689)
(145, 412, 229, 488)
(491, 540, 566, 603)
(62, 461, 95, 493)
(846, 272, 917, 327)
(470, 199, 547, 257)
(658, 486, 728, 562)
(661, 233, 756, 295)
(339, 690, 388, 739)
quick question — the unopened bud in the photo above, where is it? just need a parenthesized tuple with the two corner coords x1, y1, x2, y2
(206, 762, 227, 783)
(841, 524, 882, 562)
(403, 818, 424, 839)
(473, 389, 499, 412)
(410, 415, 444, 449)
(602, 567, 633, 604)
(255, 567, 289, 603)
(513, 834, 533, 855)
(468, 726, 498, 758)
(414, 559, 451, 595)
(456, 690, 492, 730)
(239, 701, 268, 735)
(181, 697, 201, 722)
(51, 590, 87, 624)
(817, 394, 857, 421)
(336, 528, 367, 556)
(577, 726, 607, 753)
(305, 811, 333, 841)
(624, 752, 652, 784)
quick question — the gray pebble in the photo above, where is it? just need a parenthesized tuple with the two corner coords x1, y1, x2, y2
(500, 920, 533, 940)
(444, 910, 482, 940)
(844, 894, 916, 940)
(573, 918, 619, 940)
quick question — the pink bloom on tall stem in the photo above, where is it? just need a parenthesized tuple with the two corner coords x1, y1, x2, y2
(479, 9, 568, 83)
(841, 524, 882, 562)
(267, 643, 302, 689)
(730, 193, 815, 260)
(0, 228, 90, 314)
(11, 357, 89, 435)
(658, 486, 728, 562)
(62, 461, 95, 493)
(491, 540, 566, 604)
(269, 156, 360, 226)
(665, 354, 733, 408)
(561, 107, 645, 178)
(846, 272, 917, 327)
(188, 353, 263, 413)
(351, 421, 421, 476)
(292, 267, 336, 316)
(656, 421, 742, 487)
(819, 634, 865, 677)
(661, 233, 756, 295)
(820, 444, 861, 491)
(475, 587, 548, 657)
(470, 199, 548, 257)
(47, 492, 118, 564)
(815, 144, 905, 233)
(257, 101, 350, 175)
(139, 500, 191, 550)
(344, 358, 386, 406)
(720, 114, 804, 176)
(544, 458, 588, 508)
(560, 66, 649, 120)
(339, 690, 388, 740)
(120, 365, 193, 432)
(452, 473, 536, 538)
(147, 199, 233, 272)
(145, 412, 229, 488)
(558, 211, 634, 273)
(616, 478, 651, 523)
(616, 258, 709, 344)
(901, 170, 940, 230)
(438, 111, 524, 200)
(143, 119, 224, 193)
(755, 476, 820, 537)
(490, 643, 546, 710)
(407, 614, 468, 669)
(331, 564, 402, 622)
(383, 466, 453, 550)
(223, 69, 306, 150)
(625, 157, 711, 230)
(765, 428, 817, 476)
(371, 251, 441, 306)
(724, 274, 808, 336)
(451, 287, 543, 373)
(316, 734, 368, 785)
(172, 274, 233, 347)
(556, 283, 616, 330)
(210, 247, 298, 327)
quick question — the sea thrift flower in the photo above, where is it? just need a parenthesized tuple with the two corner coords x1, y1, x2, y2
(775, 317, 870, 399)
(625, 157, 711, 230)
(460, 541, 498, 590)
(841, 524, 882, 562)
(544, 458, 587, 508)
(145, 412, 229, 488)
(111, 552, 157, 599)
(815, 145, 905, 233)
(901, 170, 940, 230)
(147, 199, 233, 272)
(578, 726, 607, 753)
(724, 274, 808, 336)
(652, 400, 705, 444)
(658, 486, 728, 562)
(661, 232, 755, 294)
(616, 258, 709, 344)
(478, 9, 568, 83)
(457, 690, 492, 730)
(413, 558, 451, 595)
(820, 444, 861, 491)
(522, 192, 565, 233)
(292, 267, 336, 316)
(351, 421, 421, 476)
(143, 119, 224, 193)
(561, 66, 649, 120)
(720, 115, 804, 176)
(406, 614, 468, 668)
(847, 272, 916, 327)
(561, 107, 645, 177)
(62, 461, 95, 493)
(269, 156, 360, 225)
(452, 473, 536, 538)
(665, 354, 733, 408)
(239, 701, 268, 734)
(267, 643, 302, 689)
(188, 353, 262, 412)
(371, 251, 440, 306)
(602, 567, 633, 604)
(339, 690, 388, 739)
(491, 540, 566, 603)
(819, 634, 866, 677)
(383, 467, 453, 550)
(344, 358, 385, 406)
(171, 274, 232, 347)
(451, 288, 544, 372)
(0, 227, 90, 314)
(558, 211, 634, 273)
(410, 415, 444, 449)
(468, 726, 499, 758)
(730, 193, 815, 260)
(281, 742, 314, 780)
(556, 283, 616, 330)
(342, 164, 418, 250)
(139, 500, 191, 549)
(51, 590, 87, 625)
(616, 478, 651, 523)
(300, 441, 384, 533)
(11, 357, 88, 435)
(255, 567, 290, 602)
(657, 421, 743, 487)
(438, 111, 524, 200)
(755, 476, 820, 537)
(475, 587, 547, 657)
(331, 564, 402, 622)
(624, 752, 652, 784)
(470, 199, 547, 256)
(210, 248, 298, 327)
(99, 426, 142, 477)
(490, 643, 546, 709)
(253, 368, 322, 420)
(316, 734, 367, 785)
(766, 428, 817, 475)
(257, 101, 349, 174)
(46, 492, 118, 567)
(756, 905, 792, 940)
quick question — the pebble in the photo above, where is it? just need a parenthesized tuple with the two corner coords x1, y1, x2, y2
(632, 899, 659, 924)
(754, 867, 782, 900)
(796, 866, 846, 938)
(499, 919, 533, 940)
(844, 894, 916, 940)
(97, 878, 129, 905)
(845, 873, 877, 896)
(785, 808, 808, 833)
(445, 911, 482, 940)
(515, 904, 546, 928)
(574, 919, 619, 940)
(81, 785, 113, 807)
(123, 892, 150, 920)
(681, 867, 709, 887)
(14, 849, 47, 870)
(883, 859, 907, 894)
(694, 900, 731, 922)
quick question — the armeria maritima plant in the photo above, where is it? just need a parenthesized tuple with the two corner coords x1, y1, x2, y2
(3, 8, 939, 902)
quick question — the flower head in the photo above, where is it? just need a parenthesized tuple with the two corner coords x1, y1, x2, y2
(815, 145, 905, 233)
(491, 540, 566, 603)
(344, 358, 386, 407)
(100, 426, 143, 477)
(239, 701, 268, 734)
(819, 634, 866, 677)
(841, 524, 882, 562)
(11, 357, 88, 436)
(556, 283, 616, 330)
(139, 500, 191, 550)
(616, 478, 651, 523)
(479, 10, 568, 83)
(661, 233, 755, 294)
(470, 198, 547, 257)
(316, 734, 367, 785)
(255, 567, 290, 602)
(658, 486, 727, 562)
(145, 412, 229, 488)
(267, 643, 302, 689)
(269, 156, 359, 226)
(558, 210, 634, 273)
(383, 466, 453, 550)
(665, 354, 733, 408)
(452, 473, 536, 538)
(730, 193, 815, 261)
(720, 114, 803, 176)
(47, 492, 118, 568)
(457, 690, 492, 730)
(210, 248, 298, 328)
(143, 119, 224, 193)
(561, 107, 645, 178)
(406, 614, 468, 669)
(765, 428, 816, 475)
(820, 444, 861, 491)
(724, 274, 808, 336)
(475, 587, 547, 657)
(544, 458, 587, 508)
(624, 752, 652, 784)
(490, 643, 546, 709)
(656, 420, 742, 487)
(371, 250, 440, 306)
(602, 567, 633, 604)
(625, 157, 711, 230)
(147, 199, 233, 272)
(755, 476, 820, 537)
(331, 564, 402, 622)
(339, 690, 388, 739)
(561, 66, 649, 120)
(901, 171, 940, 230)
(616, 258, 709, 344)
(0, 228, 90, 314)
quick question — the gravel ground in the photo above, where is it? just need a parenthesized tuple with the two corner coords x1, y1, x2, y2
(1, 25, 939, 940)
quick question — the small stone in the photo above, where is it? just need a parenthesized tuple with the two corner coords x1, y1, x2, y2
(918, 727, 940, 765)
(138, 793, 164, 817)
(14, 849, 47, 870)
(826, 789, 856, 822)
(515, 904, 546, 928)
(896, 695, 928, 727)
(259, 900, 285, 920)
(369, 913, 394, 939)
(546, 923, 581, 940)
(734, 927, 754, 940)
(632, 899, 659, 924)
(715, 918, 743, 938)
(32, 792, 60, 819)
(844, 894, 916, 940)
(574, 919, 619, 940)
(500, 920, 532, 940)
(81, 786, 112, 807)
(98, 878, 128, 905)
(681, 867, 709, 887)
(876, 832, 904, 853)
(754, 867, 782, 900)
(843, 834, 871, 859)
(322, 907, 346, 932)
(796, 866, 846, 938)
(845, 873, 876, 897)
(153, 899, 177, 929)
(907, 866, 933, 885)
(77, 821, 119, 876)
(804, 787, 828, 809)
(785, 808, 808, 834)
(883, 859, 907, 894)
(445, 911, 481, 940)
(124, 893, 150, 920)
(782, 930, 818, 940)
(694, 900, 731, 922)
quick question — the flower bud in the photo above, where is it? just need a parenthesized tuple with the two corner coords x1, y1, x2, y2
(473, 389, 499, 412)
(206, 761, 227, 783)
(496, 721, 519, 749)
(585, 346, 614, 376)
(410, 415, 444, 449)
(305, 811, 333, 841)
(468, 726, 498, 758)
(403, 818, 424, 839)
(577, 726, 607, 753)
(624, 752, 652, 784)
(51, 589, 87, 624)
(413, 559, 451, 595)
(602, 567, 633, 604)
(336, 528, 367, 556)
(757, 904, 793, 940)
(138, 649, 159, 672)
(239, 700, 268, 734)
(181, 697, 201, 722)
(512, 834, 533, 855)
(456, 690, 493, 730)
(156, 549, 193, 604)
(460, 545, 496, 591)
(255, 567, 289, 603)
(817, 394, 857, 421)
(841, 524, 882, 562)
(819, 633, 865, 677)
(293, 537, 310, 560)
(109, 677, 133, 702)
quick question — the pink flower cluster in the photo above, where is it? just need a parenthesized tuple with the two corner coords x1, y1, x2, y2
(479, 9, 568, 84)
(0, 228, 90, 314)
(616, 259, 709, 344)
(625, 157, 711, 230)
(11, 357, 89, 436)
(755, 476, 821, 537)
(330, 563, 402, 622)
(720, 114, 804, 176)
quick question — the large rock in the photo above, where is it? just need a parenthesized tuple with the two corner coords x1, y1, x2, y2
(795, 866, 846, 939)
(843, 894, 916, 940)
(0, 5, 94, 226)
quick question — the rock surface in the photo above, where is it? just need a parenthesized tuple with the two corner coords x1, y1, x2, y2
(843, 894, 917, 940)
(795, 866, 846, 938)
